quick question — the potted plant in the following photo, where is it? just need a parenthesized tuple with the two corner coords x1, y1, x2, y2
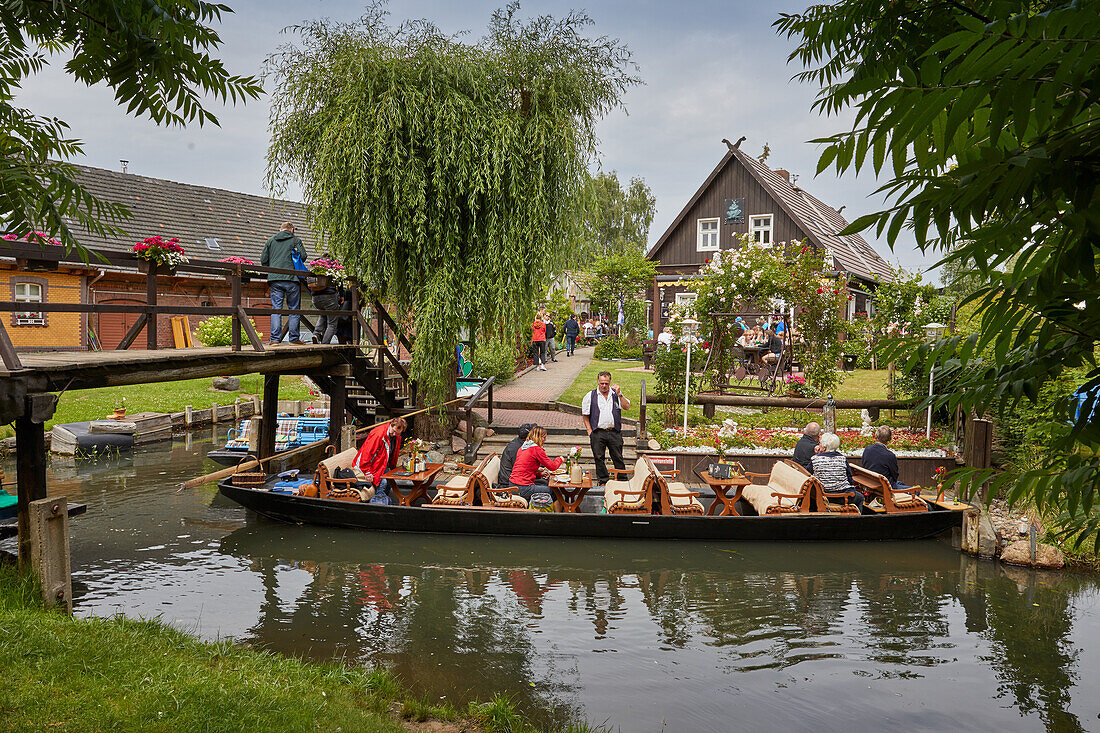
(113, 397, 127, 420)
(131, 236, 188, 273)
(219, 256, 256, 282)
(307, 257, 347, 291)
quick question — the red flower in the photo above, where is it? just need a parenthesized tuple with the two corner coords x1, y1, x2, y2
(816, 288, 823, 294)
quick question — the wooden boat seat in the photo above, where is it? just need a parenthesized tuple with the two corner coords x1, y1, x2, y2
(434, 454, 499, 506)
(604, 457, 655, 514)
(643, 456, 702, 515)
(811, 478, 861, 514)
(483, 485, 530, 509)
(851, 464, 927, 513)
(314, 446, 373, 500)
(741, 460, 815, 515)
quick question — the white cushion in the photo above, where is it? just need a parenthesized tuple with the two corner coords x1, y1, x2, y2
(481, 455, 501, 486)
(434, 475, 472, 501)
(742, 483, 797, 515)
(667, 481, 704, 511)
(769, 461, 809, 495)
(604, 479, 643, 510)
(321, 447, 358, 475)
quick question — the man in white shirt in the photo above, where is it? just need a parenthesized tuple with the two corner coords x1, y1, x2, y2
(581, 371, 631, 485)
(656, 327, 673, 348)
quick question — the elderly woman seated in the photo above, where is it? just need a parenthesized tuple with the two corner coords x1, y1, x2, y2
(810, 432, 864, 511)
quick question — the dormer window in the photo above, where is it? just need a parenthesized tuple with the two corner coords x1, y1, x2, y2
(696, 218, 719, 251)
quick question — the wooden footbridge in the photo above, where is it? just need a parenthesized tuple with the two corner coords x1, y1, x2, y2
(0, 243, 416, 573)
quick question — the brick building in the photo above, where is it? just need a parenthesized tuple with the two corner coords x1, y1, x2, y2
(1, 164, 320, 351)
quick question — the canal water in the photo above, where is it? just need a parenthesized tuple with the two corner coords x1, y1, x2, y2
(4, 432, 1100, 732)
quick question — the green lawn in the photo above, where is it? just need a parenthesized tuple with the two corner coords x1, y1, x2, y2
(0, 374, 313, 439)
(560, 360, 897, 429)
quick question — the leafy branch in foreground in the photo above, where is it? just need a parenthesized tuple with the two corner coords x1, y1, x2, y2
(777, 1, 1100, 547)
(265, 2, 640, 416)
(0, 0, 263, 254)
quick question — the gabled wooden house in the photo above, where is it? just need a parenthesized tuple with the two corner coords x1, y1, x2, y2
(647, 142, 894, 333)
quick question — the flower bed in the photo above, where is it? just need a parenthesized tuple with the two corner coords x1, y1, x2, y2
(652, 425, 952, 458)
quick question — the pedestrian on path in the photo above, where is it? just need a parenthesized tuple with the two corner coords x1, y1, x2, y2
(545, 314, 558, 362)
(580, 370, 631, 486)
(564, 314, 579, 356)
(531, 309, 548, 371)
(261, 222, 308, 344)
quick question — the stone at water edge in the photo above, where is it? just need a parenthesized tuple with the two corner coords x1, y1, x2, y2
(1000, 540, 1065, 569)
(648, 439, 662, 451)
(212, 376, 240, 391)
(426, 450, 445, 465)
(452, 436, 467, 453)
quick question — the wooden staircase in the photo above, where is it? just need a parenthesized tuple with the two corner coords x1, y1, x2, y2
(476, 424, 639, 477)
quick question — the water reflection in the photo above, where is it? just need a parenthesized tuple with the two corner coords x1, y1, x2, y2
(4, 433, 1099, 732)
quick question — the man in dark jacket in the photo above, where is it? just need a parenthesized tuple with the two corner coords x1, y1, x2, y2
(793, 422, 821, 471)
(563, 314, 580, 356)
(260, 222, 307, 345)
(861, 426, 910, 490)
(498, 423, 536, 487)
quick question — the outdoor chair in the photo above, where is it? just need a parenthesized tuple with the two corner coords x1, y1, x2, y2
(851, 464, 927, 513)
(603, 457, 656, 514)
(432, 454, 499, 506)
(483, 483, 531, 509)
(644, 456, 704, 515)
(313, 446, 373, 501)
(741, 459, 816, 515)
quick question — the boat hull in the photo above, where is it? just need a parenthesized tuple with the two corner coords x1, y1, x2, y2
(218, 481, 966, 542)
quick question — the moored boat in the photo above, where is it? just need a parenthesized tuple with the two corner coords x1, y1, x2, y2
(218, 475, 968, 542)
(207, 415, 329, 466)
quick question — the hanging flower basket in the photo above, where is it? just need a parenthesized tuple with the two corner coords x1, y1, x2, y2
(132, 236, 188, 273)
(220, 256, 256, 282)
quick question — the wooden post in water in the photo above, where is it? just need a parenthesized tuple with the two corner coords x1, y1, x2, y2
(185, 405, 193, 427)
(248, 416, 262, 454)
(260, 375, 279, 459)
(212, 401, 218, 424)
(15, 393, 57, 567)
(252, 394, 261, 415)
(29, 496, 72, 613)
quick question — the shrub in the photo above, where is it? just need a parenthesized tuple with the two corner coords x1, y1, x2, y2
(193, 315, 259, 347)
(471, 335, 519, 385)
(594, 336, 642, 360)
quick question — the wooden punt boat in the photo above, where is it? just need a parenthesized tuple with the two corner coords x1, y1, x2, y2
(218, 477, 968, 542)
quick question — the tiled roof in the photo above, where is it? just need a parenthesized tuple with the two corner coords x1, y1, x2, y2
(735, 150, 894, 283)
(60, 164, 316, 263)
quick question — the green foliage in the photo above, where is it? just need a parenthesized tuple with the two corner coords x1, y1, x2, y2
(542, 287, 572, 322)
(472, 334, 521, 385)
(193, 315, 260, 347)
(778, 1, 1100, 546)
(652, 342, 705, 426)
(0, 0, 261, 256)
(575, 170, 656, 263)
(266, 5, 639, 411)
(576, 250, 656, 338)
(687, 234, 848, 393)
(593, 336, 642, 360)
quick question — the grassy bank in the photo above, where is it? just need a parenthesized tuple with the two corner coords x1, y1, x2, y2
(0, 375, 314, 440)
(0, 566, 600, 732)
(560, 360, 902, 429)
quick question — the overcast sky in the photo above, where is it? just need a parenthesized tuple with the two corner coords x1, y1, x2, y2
(18, 0, 939, 279)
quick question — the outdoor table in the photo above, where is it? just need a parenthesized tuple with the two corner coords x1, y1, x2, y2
(548, 474, 594, 513)
(699, 470, 751, 516)
(381, 463, 444, 507)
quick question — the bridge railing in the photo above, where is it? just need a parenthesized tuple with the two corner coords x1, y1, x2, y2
(0, 241, 402, 376)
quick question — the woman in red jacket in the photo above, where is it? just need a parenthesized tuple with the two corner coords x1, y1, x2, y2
(531, 309, 548, 372)
(508, 425, 563, 501)
(353, 417, 406, 504)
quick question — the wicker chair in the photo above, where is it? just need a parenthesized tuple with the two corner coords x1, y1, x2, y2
(851, 464, 927, 513)
(741, 460, 816, 515)
(433, 454, 499, 506)
(644, 456, 703, 515)
(313, 446, 372, 500)
(603, 457, 655, 514)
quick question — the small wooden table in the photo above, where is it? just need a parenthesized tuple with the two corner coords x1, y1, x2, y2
(381, 463, 444, 507)
(548, 474, 594, 513)
(699, 470, 751, 516)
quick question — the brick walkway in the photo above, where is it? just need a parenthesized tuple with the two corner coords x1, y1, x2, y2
(475, 344, 595, 426)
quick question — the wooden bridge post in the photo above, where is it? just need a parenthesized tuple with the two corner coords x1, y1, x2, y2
(16, 393, 58, 566)
(260, 375, 279, 459)
(230, 270, 243, 352)
(318, 366, 349, 453)
(145, 261, 159, 350)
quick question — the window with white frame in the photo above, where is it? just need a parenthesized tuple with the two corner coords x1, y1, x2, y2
(750, 214, 773, 245)
(675, 291, 697, 307)
(696, 218, 720, 251)
(13, 281, 45, 326)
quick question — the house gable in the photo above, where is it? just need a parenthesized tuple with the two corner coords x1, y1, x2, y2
(647, 151, 813, 268)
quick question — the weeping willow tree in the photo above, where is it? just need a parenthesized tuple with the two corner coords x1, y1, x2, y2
(265, 3, 639, 418)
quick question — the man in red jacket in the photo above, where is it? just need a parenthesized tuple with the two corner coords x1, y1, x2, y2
(353, 417, 407, 504)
